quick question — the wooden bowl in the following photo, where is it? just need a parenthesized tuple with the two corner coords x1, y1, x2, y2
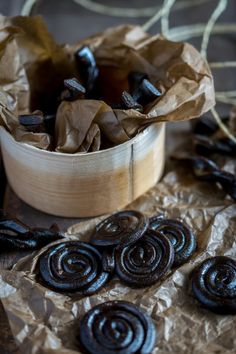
(0, 123, 165, 217)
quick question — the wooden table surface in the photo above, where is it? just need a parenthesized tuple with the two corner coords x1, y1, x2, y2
(0, 0, 235, 352)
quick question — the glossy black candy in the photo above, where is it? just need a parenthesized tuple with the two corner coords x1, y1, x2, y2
(79, 300, 156, 354)
(39, 241, 109, 294)
(18, 114, 45, 132)
(0, 210, 30, 235)
(19, 114, 44, 126)
(90, 210, 149, 248)
(74, 46, 99, 95)
(115, 230, 174, 287)
(132, 78, 162, 106)
(0, 210, 63, 250)
(121, 91, 143, 112)
(192, 256, 236, 314)
(128, 71, 149, 92)
(211, 170, 236, 201)
(194, 135, 236, 156)
(61, 78, 86, 101)
(172, 155, 236, 201)
(0, 227, 63, 251)
(149, 217, 196, 266)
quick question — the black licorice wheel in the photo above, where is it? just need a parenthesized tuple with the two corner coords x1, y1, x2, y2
(90, 210, 149, 248)
(149, 218, 196, 267)
(38, 241, 109, 294)
(115, 230, 174, 287)
(79, 301, 156, 354)
(192, 256, 236, 314)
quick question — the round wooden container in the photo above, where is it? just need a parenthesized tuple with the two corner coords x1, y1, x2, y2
(0, 123, 165, 217)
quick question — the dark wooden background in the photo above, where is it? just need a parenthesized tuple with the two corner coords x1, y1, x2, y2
(0, 0, 235, 353)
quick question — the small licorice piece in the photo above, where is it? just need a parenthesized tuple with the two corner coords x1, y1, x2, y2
(132, 79, 162, 106)
(79, 300, 156, 354)
(90, 210, 149, 248)
(19, 114, 44, 126)
(115, 230, 174, 287)
(149, 218, 196, 267)
(128, 71, 149, 92)
(172, 155, 236, 201)
(64, 78, 86, 95)
(194, 135, 236, 156)
(211, 170, 236, 201)
(38, 241, 109, 294)
(192, 256, 236, 314)
(74, 46, 99, 95)
(0, 210, 30, 235)
(121, 91, 143, 112)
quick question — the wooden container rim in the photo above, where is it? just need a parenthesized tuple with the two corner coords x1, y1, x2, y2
(0, 123, 163, 158)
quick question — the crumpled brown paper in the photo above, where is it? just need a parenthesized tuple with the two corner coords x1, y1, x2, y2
(0, 153, 235, 354)
(0, 16, 215, 153)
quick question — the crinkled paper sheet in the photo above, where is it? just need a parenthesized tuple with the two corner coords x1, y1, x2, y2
(0, 15, 215, 152)
(0, 156, 235, 354)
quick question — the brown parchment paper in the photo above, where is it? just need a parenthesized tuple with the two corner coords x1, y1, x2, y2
(0, 16, 215, 153)
(0, 152, 235, 354)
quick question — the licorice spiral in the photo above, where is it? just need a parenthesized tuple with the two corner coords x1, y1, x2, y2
(91, 210, 149, 247)
(115, 230, 174, 287)
(79, 300, 156, 354)
(192, 256, 236, 314)
(39, 241, 109, 294)
(149, 217, 196, 266)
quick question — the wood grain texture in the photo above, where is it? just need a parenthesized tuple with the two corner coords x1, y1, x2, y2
(0, 124, 165, 217)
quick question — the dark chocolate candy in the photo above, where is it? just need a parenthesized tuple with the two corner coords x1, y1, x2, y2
(79, 300, 156, 354)
(90, 210, 149, 248)
(149, 218, 196, 267)
(115, 230, 174, 287)
(192, 256, 236, 314)
(39, 241, 110, 294)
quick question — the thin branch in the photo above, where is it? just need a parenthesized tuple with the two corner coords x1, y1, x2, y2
(21, 0, 37, 15)
(201, 0, 228, 57)
(72, 0, 213, 18)
(168, 23, 236, 41)
(210, 61, 236, 68)
(211, 108, 236, 143)
(142, 0, 213, 31)
(161, 0, 176, 38)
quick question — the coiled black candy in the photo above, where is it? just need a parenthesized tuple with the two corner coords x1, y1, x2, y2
(39, 241, 109, 294)
(79, 300, 156, 354)
(192, 256, 236, 314)
(90, 210, 149, 248)
(149, 217, 196, 267)
(115, 230, 174, 287)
